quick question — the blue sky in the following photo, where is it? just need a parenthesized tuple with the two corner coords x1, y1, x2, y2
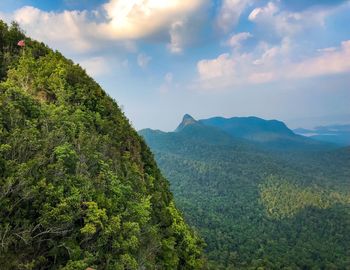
(1, 0, 350, 131)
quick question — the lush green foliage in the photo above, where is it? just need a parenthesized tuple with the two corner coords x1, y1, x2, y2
(260, 175, 350, 219)
(0, 21, 204, 269)
(140, 121, 350, 269)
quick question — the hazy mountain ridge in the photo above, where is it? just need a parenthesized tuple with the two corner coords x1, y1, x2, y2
(141, 114, 336, 152)
(198, 115, 337, 151)
(294, 124, 350, 146)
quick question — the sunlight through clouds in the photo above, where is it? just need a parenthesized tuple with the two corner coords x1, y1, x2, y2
(102, 0, 204, 39)
(1, 0, 207, 54)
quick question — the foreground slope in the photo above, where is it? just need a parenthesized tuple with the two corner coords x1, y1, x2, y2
(140, 115, 350, 269)
(0, 22, 204, 269)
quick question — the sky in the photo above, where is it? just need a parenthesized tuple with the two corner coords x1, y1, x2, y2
(1, 0, 350, 131)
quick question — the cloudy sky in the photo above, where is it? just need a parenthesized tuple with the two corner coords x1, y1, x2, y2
(1, 0, 350, 131)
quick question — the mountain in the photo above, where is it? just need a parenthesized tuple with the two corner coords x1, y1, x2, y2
(140, 115, 350, 269)
(199, 116, 294, 139)
(175, 114, 249, 146)
(175, 114, 199, 132)
(294, 124, 350, 146)
(198, 116, 335, 151)
(0, 21, 204, 269)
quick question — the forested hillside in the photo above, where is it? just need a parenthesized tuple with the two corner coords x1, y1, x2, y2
(140, 115, 350, 269)
(0, 21, 204, 269)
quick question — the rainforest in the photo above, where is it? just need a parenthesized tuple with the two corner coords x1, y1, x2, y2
(1, 0, 350, 269)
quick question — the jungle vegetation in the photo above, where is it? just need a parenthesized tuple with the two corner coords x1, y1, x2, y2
(0, 21, 204, 270)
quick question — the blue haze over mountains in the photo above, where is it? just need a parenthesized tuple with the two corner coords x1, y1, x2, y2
(294, 124, 350, 146)
(149, 114, 347, 150)
(139, 114, 350, 268)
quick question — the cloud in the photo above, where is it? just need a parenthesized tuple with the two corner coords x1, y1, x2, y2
(160, 72, 174, 93)
(196, 39, 350, 90)
(279, 0, 349, 11)
(226, 32, 253, 49)
(253, 38, 291, 65)
(198, 53, 235, 80)
(248, 2, 329, 37)
(166, 2, 211, 54)
(0, 0, 208, 54)
(248, 2, 278, 21)
(10, 6, 94, 53)
(290, 40, 350, 78)
(167, 20, 185, 54)
(248, 72, 275, 84)
(217, 0, 253, 32)
(137, 53, 151, 68)
(79, 56, 110, 77)
(102, 0, 205, 39)
(196, 53, 238, 89)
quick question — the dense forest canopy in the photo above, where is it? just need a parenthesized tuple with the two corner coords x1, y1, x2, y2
(0, 21, 204, 269)
(140, 116, 350, 269)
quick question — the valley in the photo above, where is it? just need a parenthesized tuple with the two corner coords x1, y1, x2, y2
(140, 115, 350, 269)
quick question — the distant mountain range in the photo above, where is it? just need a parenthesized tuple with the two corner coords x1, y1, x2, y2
(139, 114, 350, 269)
(294, 124, 350, 146)
(171, 114, 336, 151)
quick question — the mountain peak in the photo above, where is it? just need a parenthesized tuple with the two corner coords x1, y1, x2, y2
(175, 114, 197, 132)
(183, 114, 196, 122)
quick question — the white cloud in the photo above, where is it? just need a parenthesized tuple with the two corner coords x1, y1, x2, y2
(226, 32, 252, 49)
(196, 53, 239, 89)
(79, 56, 110, 77)
(248, 1, 329, 37)
(253, 38, 291, 65)
(217, 0, 253, 32)
(11, 6, 94, 53)
(197, 53, 235, 80)
(102, 0, 205, 39)
(290, 40, 350, 78)
(196, 39, 350, 90)
(248, 2, 277, 21)
(194, 1, 350, 91)
(0, 0, 208, 54)
(137, 53, 151, 68)
(248, 72, 275, 84)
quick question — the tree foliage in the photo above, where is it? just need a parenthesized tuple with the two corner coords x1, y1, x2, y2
(0, 20, 204, 269)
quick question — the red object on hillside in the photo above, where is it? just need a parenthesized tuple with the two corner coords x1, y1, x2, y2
(17, 40, 25, 47)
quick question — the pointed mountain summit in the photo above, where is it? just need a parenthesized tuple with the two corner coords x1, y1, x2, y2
(175, 114, 198, 132)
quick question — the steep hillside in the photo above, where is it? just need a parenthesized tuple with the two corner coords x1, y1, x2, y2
(0, 21, 204, 270)
(140, 116, 350, 269)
